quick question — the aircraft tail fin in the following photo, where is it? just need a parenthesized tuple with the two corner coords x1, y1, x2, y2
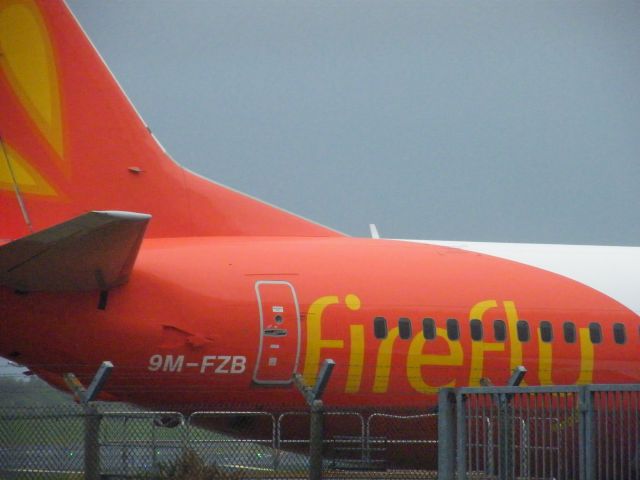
(0, 210, 150, 292)
(0, 0, 341, 239)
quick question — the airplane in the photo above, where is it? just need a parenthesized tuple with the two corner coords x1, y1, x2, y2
(1, 0, 640, 469)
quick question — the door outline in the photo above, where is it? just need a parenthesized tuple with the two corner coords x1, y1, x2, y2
(253, 280, 301, 385)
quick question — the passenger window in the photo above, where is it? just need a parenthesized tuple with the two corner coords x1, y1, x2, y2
(422, 318, 436, 340)
(539, 321, 553, 343)
(589, 323, 602, 344)
(493, 319, 506, 342)
(398, 318, 412, 340)
(516, 320, 530, 342)
(613, 323, 626, 345)
(446, 318, 460, 341)
(470, 319, 483, 341)
(374, 317, 388, 339)
(563, 322, 576, 343)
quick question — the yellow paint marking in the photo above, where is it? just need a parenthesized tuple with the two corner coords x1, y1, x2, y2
(406, 327, 463, 393)
(468, 300, 505, 386)
(504, 300, 527, 385)
(539, 327, 594, 385)
(345, 294, 361, 311)
(538, 329, 553, 385)
(373, 327, 399, 393)
(576, 328, 594, 385)
(344, 295, 363, 393)
(302, 296, 344, 385)
(345, 324, 364, 393)
(0, 143, 56, 196)
(0, 0, 64, 161)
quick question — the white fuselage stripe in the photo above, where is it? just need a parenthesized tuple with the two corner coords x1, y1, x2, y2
(399, 239, 640, 316)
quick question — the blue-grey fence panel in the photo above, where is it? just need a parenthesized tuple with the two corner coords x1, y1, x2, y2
(444, 384, 640, 480)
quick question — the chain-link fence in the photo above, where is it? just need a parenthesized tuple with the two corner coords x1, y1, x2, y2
(6, 386, 639, 479)
(0, 405, 86, 477)
(0, 404, 439, 479)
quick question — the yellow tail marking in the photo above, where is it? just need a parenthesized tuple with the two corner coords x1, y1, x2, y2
(0, 142, 56, 196)
(0, 0, 64, 163)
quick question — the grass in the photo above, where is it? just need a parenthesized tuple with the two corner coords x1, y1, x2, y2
(0, 415, 84, 448)
(154, 449, 242, 479)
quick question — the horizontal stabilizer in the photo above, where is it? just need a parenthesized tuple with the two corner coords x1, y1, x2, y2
(0, 211, 151, 292)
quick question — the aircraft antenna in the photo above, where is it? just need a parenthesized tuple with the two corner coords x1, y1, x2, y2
(0, 134, 33, 233)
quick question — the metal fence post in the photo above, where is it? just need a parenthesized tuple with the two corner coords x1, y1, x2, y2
(293, 359, 335, 480)
(455, 391, 467, 480)
(310, 399, 324, 480)
(63, 361, 113, 480)
(497, 365, 526, 480)
(83, 405, 102, 480)
(438, 388, 456, 480)
(497, 393, 514, 480)
(579, 386, 586, 480)
(579, 385, 595, 480)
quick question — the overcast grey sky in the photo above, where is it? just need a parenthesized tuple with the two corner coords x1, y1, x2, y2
(67, 1, 640, 245)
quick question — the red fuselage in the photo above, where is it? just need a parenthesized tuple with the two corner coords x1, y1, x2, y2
(2, 236, 638, 410)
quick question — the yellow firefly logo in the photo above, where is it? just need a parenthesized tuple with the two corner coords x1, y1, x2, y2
(302, 295, 595, 395)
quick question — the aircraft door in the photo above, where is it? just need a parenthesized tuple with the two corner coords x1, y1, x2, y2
(253, 281, 301, 385)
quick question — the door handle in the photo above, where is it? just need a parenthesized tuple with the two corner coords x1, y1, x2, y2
(263, 328, 288, 337)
